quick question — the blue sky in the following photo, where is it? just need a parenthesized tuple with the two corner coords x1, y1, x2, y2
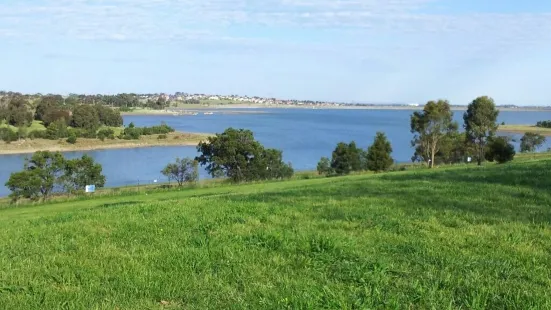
(1, 0, 551, 105)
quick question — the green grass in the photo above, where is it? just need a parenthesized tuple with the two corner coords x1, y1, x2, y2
(1, 159, 551, 309)
(498, 124, 551, 136)
(0, 120, 46, 132)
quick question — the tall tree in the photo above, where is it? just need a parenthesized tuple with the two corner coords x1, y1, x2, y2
(6, 96, 33, 126)
(71, 105, 100, 131)
(410, 100, 458, 168)
(463, 96, 499, 165)
(366, 132, 394, 172)
(520, 132, 546, 153)
(35, 95, 64, 121)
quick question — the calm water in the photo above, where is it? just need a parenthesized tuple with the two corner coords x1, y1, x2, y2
(1, 109, 550, 196)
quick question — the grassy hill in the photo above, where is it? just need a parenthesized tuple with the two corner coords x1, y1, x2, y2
(1, 157, 550, 309)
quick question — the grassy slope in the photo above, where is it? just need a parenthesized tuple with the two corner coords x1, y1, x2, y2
(1, 159, 551, 309)
(0, 120, 46, 131)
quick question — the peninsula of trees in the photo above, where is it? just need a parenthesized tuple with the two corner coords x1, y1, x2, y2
(0, 93, 209, 154)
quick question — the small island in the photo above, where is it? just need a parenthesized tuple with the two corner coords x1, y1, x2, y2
(0, 95, 210, 155)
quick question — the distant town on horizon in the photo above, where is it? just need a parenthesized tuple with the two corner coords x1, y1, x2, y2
(1, 90, 549, 110)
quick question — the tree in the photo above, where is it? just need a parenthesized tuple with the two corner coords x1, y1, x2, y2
(317, 157, 332, 175)
(43, 109, 71, 127)
(17, 123, 28, 141)
(161, 157, 199, 186)
(366, 132, 394, 172)
(46, 119, 69, 140)
(520, 132, 546, 153)
(463, 96, 499, 165)
(485, 136, 515, 164)
(196, 128, 292, 182)
(62, 155, 106, 192)
(330, 141, 362, 176)
(35, 95, 64, 122)
(410, 100, 458, 168)
(6, 151, 66, 201)
(71, 105, 100, 131)
(5, 169, 43, 202)
(94, 105, 123, 127)
(250, 148, 294, 180)
(6, 96, 33, 126)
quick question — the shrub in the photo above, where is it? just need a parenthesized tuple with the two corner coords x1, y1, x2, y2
(157, 134, 167, 139)
(45, 119, 69, 140)
(0, 127, 18, 143)
(66, 133, 77, 144)
(28, 130, 48, 139)
(485, 136, 515, 164)
(536, 120, 551, 128)
(97, 128, 115, 141)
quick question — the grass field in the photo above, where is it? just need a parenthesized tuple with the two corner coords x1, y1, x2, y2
(498, 124, 551, 136)
(0, 120, 46, 131)
(1, 157, 550, 309)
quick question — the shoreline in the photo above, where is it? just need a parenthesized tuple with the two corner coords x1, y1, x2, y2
(497, 125, 551, 136)
(0, 132, 209, 155)
(120, 105, 551, 115)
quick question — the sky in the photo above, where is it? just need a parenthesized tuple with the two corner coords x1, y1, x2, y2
(1, 0, 551, 105)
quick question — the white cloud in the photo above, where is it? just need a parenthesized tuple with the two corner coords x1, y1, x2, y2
(1, 0, 550, 42)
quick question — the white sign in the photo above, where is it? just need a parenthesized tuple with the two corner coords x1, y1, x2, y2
(85, 185, 96, 193)
(467, 157, 472, 163)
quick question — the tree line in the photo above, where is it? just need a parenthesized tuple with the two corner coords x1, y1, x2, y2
(536, 120, 551, 129)
(5, 95, 548, 202)
(317, 96, 547, 176)
(0, 93, 175, 144)
(0, 92, 171, 110)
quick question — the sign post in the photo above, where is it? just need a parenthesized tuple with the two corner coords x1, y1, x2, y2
(85, 185, 96, 193)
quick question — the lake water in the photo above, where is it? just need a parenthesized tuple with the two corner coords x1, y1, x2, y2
(1, 109, 550, 196)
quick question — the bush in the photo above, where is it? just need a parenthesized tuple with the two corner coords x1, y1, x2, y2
(80, 129, 98, 139)
(119, 122, 174, 140)
(45, 119, 69, 140)
(485, 136, 515, 164)
(0, 127, 18, 143)
(157, 134, 167, 139)
(66, 133, 77, 144)
(317, 157, 332, 175)
(97, 128, 115, 141)
(536, 120, 551, 128)
(28, 130, 48, 139)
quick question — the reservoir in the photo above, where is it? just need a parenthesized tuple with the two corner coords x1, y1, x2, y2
(1, 109, 550, 196)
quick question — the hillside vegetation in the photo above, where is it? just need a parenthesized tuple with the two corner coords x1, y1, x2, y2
(1, 157, 550, 309)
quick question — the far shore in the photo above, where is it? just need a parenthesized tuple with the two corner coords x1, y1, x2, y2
(0, 132, 210, 155)
(120, 105, 551, 115)
(497, 125, 551, 136)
